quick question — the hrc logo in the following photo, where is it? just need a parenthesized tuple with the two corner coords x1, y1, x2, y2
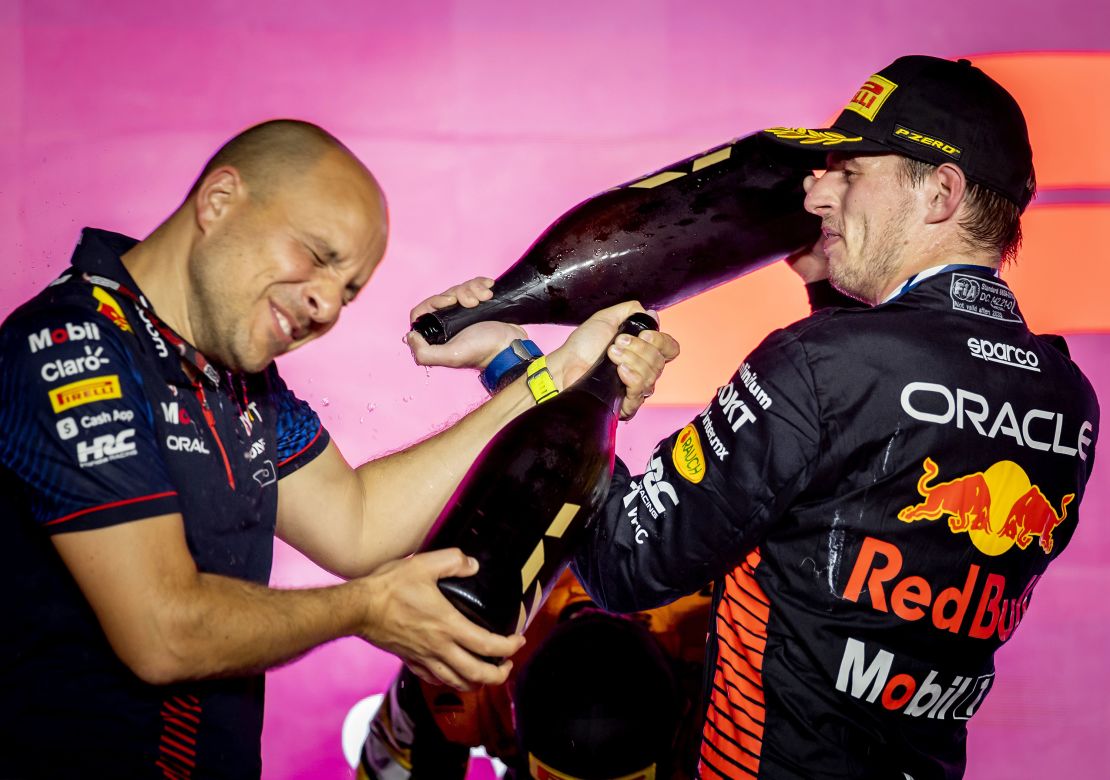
(843, 74, 898, 121)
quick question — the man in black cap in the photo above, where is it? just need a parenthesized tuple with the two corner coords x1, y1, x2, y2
(412, 56, 1100, 778)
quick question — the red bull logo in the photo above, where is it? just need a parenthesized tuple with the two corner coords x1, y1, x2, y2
(92, 287, 132, 333)
(899, 458, 1073, 556)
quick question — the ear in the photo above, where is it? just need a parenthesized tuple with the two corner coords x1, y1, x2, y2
(193, 167, 244, 234)
(924, 163, 967, 225)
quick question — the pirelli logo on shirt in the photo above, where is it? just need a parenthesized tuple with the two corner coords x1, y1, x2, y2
(49, 375, 123, 413)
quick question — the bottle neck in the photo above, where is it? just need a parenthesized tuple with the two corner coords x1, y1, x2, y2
(564, 312, 656, 413)
(566, 351, 625, 416)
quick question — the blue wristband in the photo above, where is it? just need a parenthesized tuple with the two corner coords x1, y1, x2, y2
(480, 339, 543, 394)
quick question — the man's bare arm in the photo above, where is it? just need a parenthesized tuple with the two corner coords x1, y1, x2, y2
(53, 514, 523, 690)
(275, 300, 679, 580)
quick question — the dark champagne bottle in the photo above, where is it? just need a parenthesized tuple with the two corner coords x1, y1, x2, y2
(412, 131, 818, 344)
(422, 313, 657, 638)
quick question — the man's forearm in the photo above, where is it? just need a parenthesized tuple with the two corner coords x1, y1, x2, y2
(131, 573, 366, 684)
(349, 375, 538, 567)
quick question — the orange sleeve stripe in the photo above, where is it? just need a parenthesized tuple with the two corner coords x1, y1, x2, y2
(713, 652, 767, 706)
(707, 699, 765, 746)
(698, 755, 758, 780)
(709, 682, 766, 739)
(718, 614, 769, 654)
(716, 649, 766, 693)
(713, 663, 767, 719)
(721, 586, 771, 630)
(716, 621, 767, 664)
(701, 723, 762, 776)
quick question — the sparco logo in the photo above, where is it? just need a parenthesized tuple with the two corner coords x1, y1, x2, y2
(967, 338, 1039, 372)
(77, 429, 137, 467)
(28, 321, 100, 353)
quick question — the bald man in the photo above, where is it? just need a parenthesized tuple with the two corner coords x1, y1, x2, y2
(0, 120, 676, 778)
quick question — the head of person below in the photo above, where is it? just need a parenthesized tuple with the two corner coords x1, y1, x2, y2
(569, 55, 1098, 780)
(0, 119, 676, 779)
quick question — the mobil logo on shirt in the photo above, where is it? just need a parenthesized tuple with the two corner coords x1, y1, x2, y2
(27, 321, 100, 353)
(161, 401, 192, 425)
(835, 636, 995, 723)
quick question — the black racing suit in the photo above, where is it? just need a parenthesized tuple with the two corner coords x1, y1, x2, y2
(574, 266, 1099, 779)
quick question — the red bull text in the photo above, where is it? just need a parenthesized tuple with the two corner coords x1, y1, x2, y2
(843, 536, 1038, 642)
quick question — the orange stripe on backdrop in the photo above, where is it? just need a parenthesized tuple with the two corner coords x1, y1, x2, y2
(652, 262, 811, 405)
(1003, 205, 1110, 334)
(973, 53, 1110, 189)
(653, 52, 1110, 406)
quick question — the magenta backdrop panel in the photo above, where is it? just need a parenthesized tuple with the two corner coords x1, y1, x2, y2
(3, 2, 1108, 778)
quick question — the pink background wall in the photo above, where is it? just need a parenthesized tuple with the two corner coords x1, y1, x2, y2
(3, 1, 1109, 777)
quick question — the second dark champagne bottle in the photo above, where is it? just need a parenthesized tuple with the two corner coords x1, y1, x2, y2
(421, 313, 657, 638)
(413, 131, 818, 344)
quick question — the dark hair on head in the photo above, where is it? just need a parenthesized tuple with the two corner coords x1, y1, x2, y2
(899, 157, 1034, 267)
(186, 119, 348, 203)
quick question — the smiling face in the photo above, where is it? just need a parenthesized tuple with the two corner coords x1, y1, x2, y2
(187, 149, 387, 373)
(803, 153, 920, 304)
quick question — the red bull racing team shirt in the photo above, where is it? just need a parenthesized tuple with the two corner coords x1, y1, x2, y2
(0, 229, 330, 778)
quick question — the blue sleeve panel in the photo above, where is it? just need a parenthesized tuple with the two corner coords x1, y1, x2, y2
(268, 366, 331, 479)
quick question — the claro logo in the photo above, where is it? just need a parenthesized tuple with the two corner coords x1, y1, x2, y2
(967, 338, 1039, 372)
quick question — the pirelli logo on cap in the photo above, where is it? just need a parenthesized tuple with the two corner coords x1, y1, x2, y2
(49, 375, 123, 413)
(893, 124, 962, 159)
(844, 74, 897, 121)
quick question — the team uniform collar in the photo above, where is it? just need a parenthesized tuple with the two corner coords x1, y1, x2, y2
(68, 227, 223, 388)
(880, 263, 1000, 304)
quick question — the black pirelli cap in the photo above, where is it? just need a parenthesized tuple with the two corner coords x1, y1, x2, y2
(763, 55, 1035, 211)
